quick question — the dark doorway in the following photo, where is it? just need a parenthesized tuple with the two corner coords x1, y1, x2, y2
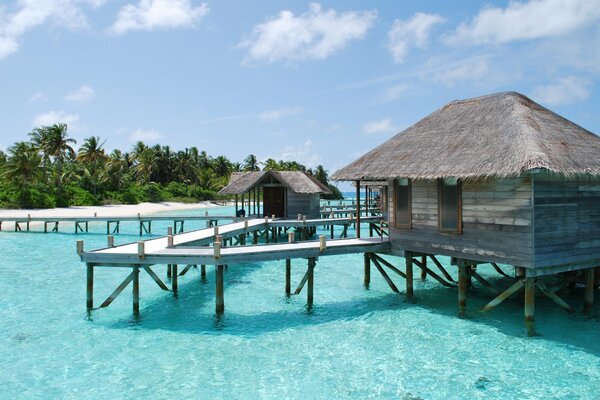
(263, 187, 285, 217)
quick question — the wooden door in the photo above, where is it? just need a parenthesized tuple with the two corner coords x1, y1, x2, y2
(263, 187, 285, 217)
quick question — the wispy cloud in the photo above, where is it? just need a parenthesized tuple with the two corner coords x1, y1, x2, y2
(239, 3, 376, 64)
(445, 0, 600, 44)
(279, 139, 321, 167)
(532, 76, 592, 106)
(388, 13, 443, 63)
(32, 110, 80, 128)
(110, 0, 209, 35)
(381, 84, 410, 102)
(0, 0, 99, 60)
(428, 57, 490, 87)
(65, 85, 95, 103)
(362, 118, 395, 135)
(28, 91, 48, 104)
(259, 106, 302, 121)
(129, 128, 163, 142)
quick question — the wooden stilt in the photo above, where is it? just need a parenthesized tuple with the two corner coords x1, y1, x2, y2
(536, 282, 575, 313)
(201, 264, 206, 280)
(86, 264, 94, 313)
(470, 269, 501, 294)
(132, 266, 140, 316)
(412, 258, 453, 287)
(363, 252, 371, 288)
(355, 180, 361, 238)
(142, 266, 169, 291)
(372, 256, 399, 293)
(285, 259, 291, 296)
(481, 278, 525, 312)
(307, 258, 315, 308)
(172, 264, 178, 295)
(216, 265, 224, 313)
(524, 277, 535, 333)
(420, 255, 427, 280)
(491, 262, 511, 278)
(429, 255, 455, 283)
(458, 265, 468, 316)
(167, 264, 172, 279)
(372, 254, 406, 278)
(405, 253, 413, 299)
(584, 267, 595, 313)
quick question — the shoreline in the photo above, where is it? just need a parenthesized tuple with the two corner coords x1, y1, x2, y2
(0, 201, 233, 229)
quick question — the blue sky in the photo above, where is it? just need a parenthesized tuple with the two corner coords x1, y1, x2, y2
(1, 0, 599, 185)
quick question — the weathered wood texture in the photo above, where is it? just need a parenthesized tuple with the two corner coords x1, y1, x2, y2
(388, 177, 533, 266)
(286, 192, 321, 219)
(533, 173, 600, 269)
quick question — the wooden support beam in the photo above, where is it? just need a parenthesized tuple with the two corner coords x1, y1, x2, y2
(179, 264, 193, 276)
(363, 252, 370, 288)
(470, 269, 501, 295)
(200, 265, 207, 281)
(420, 255, 427, 281)
(405, 253, 413, 299)
(429, 255, 455, 283)
(167, 264, 172, 280)
(285, 259, 291, 296)
(584, 268, 595, 314)
(216, 265, 224, 314)
(86, 264, 93, 313)
(355, 180, 361, 238)
(372, 253, 406, 279)
(99, 271, 134, 309)
(536, 282, 575, 313)
(371, 255, 400, 293)
(481, 278, 525, 312)
(142, 266, 169, 291)
(412, 258, 453, 288)
(491, 262, 511, 278)
(458, 265, 468, 316)
(307, 258, 315, 308)
(132, 266, 140, 316)
(172, 264, 178, 295)
(294, 269, 310, 295)
(524, 278, 535, 334)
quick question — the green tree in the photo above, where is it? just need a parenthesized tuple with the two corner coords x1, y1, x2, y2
(243, 154, 260, 171)
(77, 136, 108, 195)
(135, 148, 158, 184)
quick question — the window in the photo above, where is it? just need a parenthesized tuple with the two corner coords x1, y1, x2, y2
(394, 178, 411, 228)
(438, 178, 462, 233)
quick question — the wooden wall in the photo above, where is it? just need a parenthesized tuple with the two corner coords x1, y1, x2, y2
(533, 173, 600, 270)
(388, 177, 533, 266)
(286, 192, 321, 219)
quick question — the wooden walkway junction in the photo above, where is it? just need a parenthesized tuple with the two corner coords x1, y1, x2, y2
(78, 215, 390, 316)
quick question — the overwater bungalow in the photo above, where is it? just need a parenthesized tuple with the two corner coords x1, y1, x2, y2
(332, 91, 600, 324)
(219, 171, 331, 218)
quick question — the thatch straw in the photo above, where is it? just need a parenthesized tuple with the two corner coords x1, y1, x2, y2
(219, 171, 331, 195)
(332, 92, 600, 181)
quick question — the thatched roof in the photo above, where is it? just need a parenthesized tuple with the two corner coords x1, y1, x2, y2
(332, 92, 600, 181)
(219, 171, 332, 195)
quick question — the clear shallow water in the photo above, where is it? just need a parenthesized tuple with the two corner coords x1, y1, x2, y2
(1, 205, 599, 399)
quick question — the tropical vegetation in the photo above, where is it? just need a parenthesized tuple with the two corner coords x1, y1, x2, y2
(0, 124, 342, 209)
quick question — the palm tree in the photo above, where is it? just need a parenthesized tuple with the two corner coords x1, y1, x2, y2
(3, 142, 42, 204)
(105, 149, 130, 190)
(30, 124, 76, 204)
(314, 165, 328, 184)
(243, 154, 260, 171)
(135, 148, 158, 184)
(262, 158, 279, 171)
(212, 155, 231, 177)
(77, 136, 108, 196)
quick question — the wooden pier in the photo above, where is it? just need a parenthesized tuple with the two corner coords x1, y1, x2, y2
(79, 216, 390, 316)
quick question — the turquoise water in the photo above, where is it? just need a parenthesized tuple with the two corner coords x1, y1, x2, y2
(1, 205, 599, 399)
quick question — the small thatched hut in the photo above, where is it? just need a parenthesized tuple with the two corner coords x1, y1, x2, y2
(332, 91, 600, 316)
(219, 171, 331, 219)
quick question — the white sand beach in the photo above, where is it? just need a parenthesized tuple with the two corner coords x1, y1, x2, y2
(0, 201, 228, 229)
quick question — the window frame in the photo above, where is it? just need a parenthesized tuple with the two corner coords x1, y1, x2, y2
(437, 178, 462, 234)
(393, 178, 412, 229)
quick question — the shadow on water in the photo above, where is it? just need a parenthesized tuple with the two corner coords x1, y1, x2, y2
(100, 262, 600, 356)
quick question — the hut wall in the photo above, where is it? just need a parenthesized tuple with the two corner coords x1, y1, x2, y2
(533, 174, 600, 270)
(286, 192, 321, 219)
(388, 177, 533, 266)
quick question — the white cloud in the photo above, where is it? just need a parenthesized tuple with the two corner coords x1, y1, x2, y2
(32, 110, 80, 128)
(446, 0, 600, 44)
(0, 0, 99, 61)
(279, 140, 321, 167)
(388, 13, 444, 63)
(532, 76, 592, 106)
(129, 128, 163, 142)
(259, 106, 302, 121)
(28, 91, 48, 103)
(64, 85, 95, 103)
(382, 84, 410, 102)
(362, 118, 395, 135)
(110, 0, 209, 34)
(239, 3, 376, 64)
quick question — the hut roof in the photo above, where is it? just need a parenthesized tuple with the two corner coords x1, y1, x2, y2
(332, 92, 600, 181)
(219, 171, 331, 195)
